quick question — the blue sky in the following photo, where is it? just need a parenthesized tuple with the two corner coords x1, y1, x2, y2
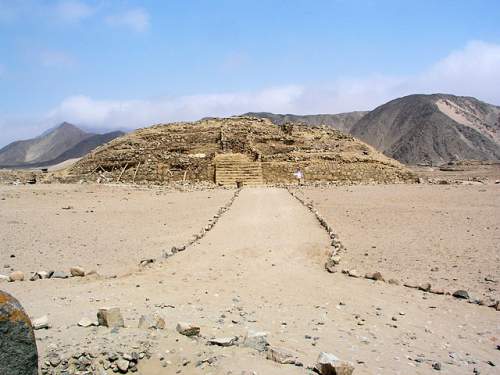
(1, 0, 500, 146)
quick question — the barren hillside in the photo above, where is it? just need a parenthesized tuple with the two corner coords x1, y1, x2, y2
(350, 94, 500, 165)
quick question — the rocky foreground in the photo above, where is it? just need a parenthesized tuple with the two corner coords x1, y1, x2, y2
(1, 185, 499, 374)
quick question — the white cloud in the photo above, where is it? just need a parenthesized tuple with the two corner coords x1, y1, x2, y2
(40, 50, 76, 68)
(55, 0, 95, 23)
(44, 86, 303, 129)
(105, 8, 150, 32)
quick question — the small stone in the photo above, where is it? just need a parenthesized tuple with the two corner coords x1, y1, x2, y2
(315, 352, 355, 375)
(430, 287, 445, 295)
(176, 322, 200, 336)
(432, 362, 441, 371)
(78, 317, 97, 327)
(388, 279, 400, 285)
(347, 270, 359, 278)
(138, 313, 166, 330)
(365, 272, 384, 281)
(418, 283, 431, 292)
(32, 315, 50, 330)
(97, 307, 125, 328)
(116, 359, 129, 373)
(403, 282, 419, 289)
(70, 266, 85, 277)
(48, 353, 61, 367)
(207, 336, 238, 347)
(243, 330, 269, 351)
(0, 274, 9, 282)
(9, 271, 24, 282)
(452, 290, 469, 299)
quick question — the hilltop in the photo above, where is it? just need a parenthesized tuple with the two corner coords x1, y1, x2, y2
(242, 111, 368, 133)
(350, 94, 500, 165)
(0, 123, 124, 168)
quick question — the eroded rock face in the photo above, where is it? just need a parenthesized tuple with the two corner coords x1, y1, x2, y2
(0, 290, 38, 375)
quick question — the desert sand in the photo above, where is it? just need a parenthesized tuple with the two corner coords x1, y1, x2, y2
(1, 183, 499, 375)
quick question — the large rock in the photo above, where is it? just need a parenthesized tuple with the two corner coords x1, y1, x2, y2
(0, 290, 38, 375)
(315, 352, 354, 375)
(97, 307, 125, 328)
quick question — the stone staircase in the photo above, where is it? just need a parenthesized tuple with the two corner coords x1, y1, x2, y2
(215, 153, 264, 186)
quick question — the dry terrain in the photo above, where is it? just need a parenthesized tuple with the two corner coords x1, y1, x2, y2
(1, 183, 499, 375)
(0, 184, 233, 276)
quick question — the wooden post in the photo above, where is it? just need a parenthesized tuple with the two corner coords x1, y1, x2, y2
(132, 162, 141, 183)
(117, 162, 129, 182)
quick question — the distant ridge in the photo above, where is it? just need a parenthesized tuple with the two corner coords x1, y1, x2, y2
(0, 123, 125, 168)
(241, 111, 368, 133)
(350, 94, 500, 165)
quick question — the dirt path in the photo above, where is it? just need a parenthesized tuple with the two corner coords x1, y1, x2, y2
(3, 187, 499, 374)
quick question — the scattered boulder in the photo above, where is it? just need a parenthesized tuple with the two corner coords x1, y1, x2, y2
(388, 279, 400, 285)
(138, 313, 166, 330)
(315, 352, 355, 375)
(116, 359, 130, 373)
(139, 259, 154, 267)
(418, 283, 432, 292)
(430, 287, 445, 295)
(51, 271, 68, 279)
(403, 282, 419, 289)
(70, 266, 85, 277)
(32, 315, 49, 330)
(365, 272, 384, 281)
(97, 307, 125, 328)
(266, 346, 301, 365)
(208, 336, 238, 347)
(78, 317, 97, 327)
(347, 270, 359, 278)
(452, 290, 469, 299)
(0, 290, 39, 375)
(325, 260, 337, 273)
(0, 274, 9, 282)
(242, 330, 269, 352)
(176, 322, 200, 336)
(9, 271, 24, 282)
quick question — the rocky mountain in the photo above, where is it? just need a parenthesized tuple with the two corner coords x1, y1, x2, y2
(242, 111, 368, 133)
(0, 123, 125, 168)
(350, 94, 500, 165)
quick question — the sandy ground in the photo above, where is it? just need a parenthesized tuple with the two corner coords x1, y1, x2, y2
(1, 185, 499, 375)
(0, 184, 233, 276)
(295, 184, 500, 302)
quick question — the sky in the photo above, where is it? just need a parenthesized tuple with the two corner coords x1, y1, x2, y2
(0, 0, 500, 146)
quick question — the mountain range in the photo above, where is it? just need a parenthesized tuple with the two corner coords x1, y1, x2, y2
(0, 123, 125, 168)
(248, 94, 500, 165)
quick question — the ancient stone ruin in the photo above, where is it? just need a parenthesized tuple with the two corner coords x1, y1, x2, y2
(68, 116, 415, 186)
